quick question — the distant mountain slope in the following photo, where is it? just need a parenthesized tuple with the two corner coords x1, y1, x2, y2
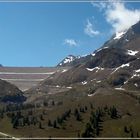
(0, 67, 69, 91)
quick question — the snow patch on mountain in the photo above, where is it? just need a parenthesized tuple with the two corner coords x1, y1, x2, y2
(130, 69, 140, 79)
(76, 56, 81, 59)
(131, 74, 140, 79)
(115, 87, 125, 91)
(58, 55, 76, 66)
(121, 63, 130, 68)
(91, 53, 96, 57)
(96, 46, 109, 53)
(63, 56, 75, 64)
(124, 80, 129, 85)
(113, 31, 126, 40)
(86, 68, 96, 72)
(111, 63, 130, 74)
(82, 81, 87, 85)
(135, 69, 140, 73)
(62, 69, 68, 73)
(134, 83, 138, 87)
(103, 46, 109, 49)
(67, 86, 72, 89)
(88, 94, 94, 97)
(127, 50, 139, 56)
(86, 67, 104, 72)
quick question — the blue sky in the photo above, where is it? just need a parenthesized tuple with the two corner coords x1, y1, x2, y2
(0, 1, 140, 67)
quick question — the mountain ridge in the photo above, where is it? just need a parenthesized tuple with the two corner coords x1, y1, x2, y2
(26, 20, 140, 95)
(58, 21, 140, 68)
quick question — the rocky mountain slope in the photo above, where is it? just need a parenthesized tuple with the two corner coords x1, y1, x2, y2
(0, 79, 26, 103)
(27, 21, 140, 95)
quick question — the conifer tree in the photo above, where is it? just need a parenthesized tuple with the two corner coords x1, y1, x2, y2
(124, 126, 128, 133)
(48, 119, 52, 127)
(39, 122, 42, 129)
(131, 132, 134, 138)
(53, 120, 57, 128)
(137, 132, 139, 137)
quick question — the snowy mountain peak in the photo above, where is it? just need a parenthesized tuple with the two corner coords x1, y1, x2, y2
(63, 55, 75, 64)
(113, 31, 127, 40)
(58, 55, 76, 66)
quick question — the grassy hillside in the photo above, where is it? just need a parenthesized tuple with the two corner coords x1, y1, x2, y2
(0, 87, 140, 138)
